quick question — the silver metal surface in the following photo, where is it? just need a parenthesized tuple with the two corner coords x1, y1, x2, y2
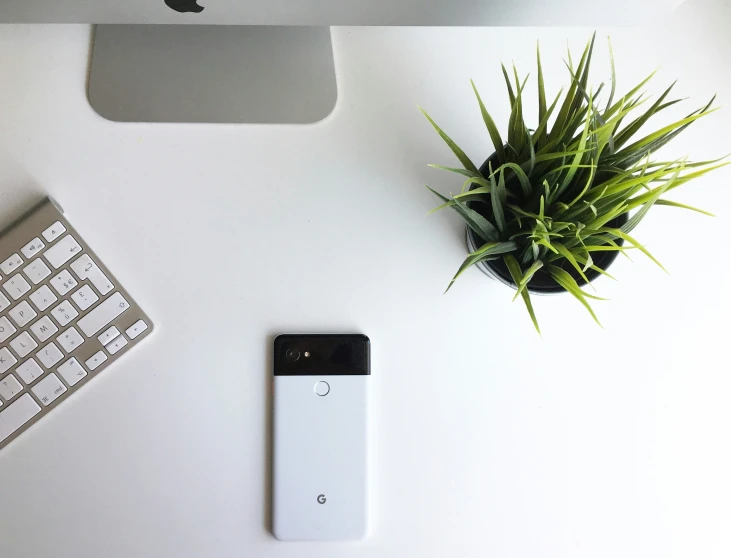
(88, 25, 337, 124)
(8, 1, 683, 123)
(0, 198, 154, 452)
(0, 0, 683, 25)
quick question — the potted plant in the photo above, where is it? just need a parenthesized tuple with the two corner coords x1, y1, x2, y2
(421, 34, 726, 333)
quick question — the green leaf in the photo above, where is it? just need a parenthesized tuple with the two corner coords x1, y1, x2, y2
(593, 98, 638, 158)
(588, 160, 677, 201)
(452, 188, 491, 204)
(506, 205, 545, 221)
(600, 228, 667, 273)
(610, 106, 718, 166)
(489, 163, 507, 232)
(501, 63, 516, 106)
(580, 245, 635, 252)
(497, 168, 507, 206)
(526, 124, 536, 176)
(460, 176, 490, 191)
(604, 36, 617, 115)
(605, 70, 657, 119)
(539, 195, 545, 221)
(582, 251, 593, 272)
(557, 91, 593, 197)
(532, 87, 564, 149)
(471, 80, 506, 163)
(537, 42, 547, 125)
(552, 242, 590, 284)
(535, 238, 559, 254)
(573, 252, 617, 280)
(507, 71, 527, 155)
(621, 166, 682, 234)
(446, 241, 518, 292)
(533, 148, 593, 164)
(512, 259, 544, 301)
(530, 242, 540, 262)
(428, 164, 480, 179)
(426, 186, 499, 242)
(419, 107, 480, 175)
(496, 162, 532, 198)
(613, 81, 678, 150)
(655, 199, 714, 216)
(549, 34, 594, 143)
(648, 160, 731, 194)
(546, 265, 604, 327)
(504, 255, 540, 334)
(565, 159, 597, 210)
(572, 32, 596, 116)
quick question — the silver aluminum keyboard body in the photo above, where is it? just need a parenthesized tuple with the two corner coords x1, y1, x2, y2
(0, 198, 153, 452)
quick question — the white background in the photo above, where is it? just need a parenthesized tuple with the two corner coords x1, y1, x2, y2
(1, 1, 730, 556)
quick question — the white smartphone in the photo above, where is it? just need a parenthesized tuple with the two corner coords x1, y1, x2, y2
(272, 334, 370, 541)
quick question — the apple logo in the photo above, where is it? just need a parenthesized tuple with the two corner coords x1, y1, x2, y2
(164, 0, 204, 13)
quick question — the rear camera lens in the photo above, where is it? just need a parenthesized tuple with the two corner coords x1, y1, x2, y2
(286, 348, 301, 362)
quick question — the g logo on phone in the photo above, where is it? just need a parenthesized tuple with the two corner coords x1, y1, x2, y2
(317, 494, 327, 504)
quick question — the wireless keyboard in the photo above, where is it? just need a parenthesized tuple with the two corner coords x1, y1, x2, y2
(0, 198, 153, 452)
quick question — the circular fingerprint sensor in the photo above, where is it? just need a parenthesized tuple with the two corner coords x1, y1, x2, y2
(314, 381, 330, 396)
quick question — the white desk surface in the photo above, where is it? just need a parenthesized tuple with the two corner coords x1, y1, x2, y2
(1, 3, 731, 557)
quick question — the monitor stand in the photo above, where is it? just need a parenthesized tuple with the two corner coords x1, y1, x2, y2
(88, 25, 337, 124)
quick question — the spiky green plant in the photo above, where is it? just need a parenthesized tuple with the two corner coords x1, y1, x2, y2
(421, 34, 726, 333)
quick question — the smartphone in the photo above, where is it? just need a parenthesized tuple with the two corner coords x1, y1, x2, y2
(272, 334, 370, 541)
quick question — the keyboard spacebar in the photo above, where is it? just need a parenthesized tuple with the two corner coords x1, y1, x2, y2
(0, 394, 41, 443)
(77, 292, 130, 337)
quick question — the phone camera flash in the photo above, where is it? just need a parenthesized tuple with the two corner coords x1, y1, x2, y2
(304, 351, 310, 358)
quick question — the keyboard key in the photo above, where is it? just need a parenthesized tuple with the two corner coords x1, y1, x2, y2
(42, 221, 66, 243)
(8, 301, 37, 328)
(58, 358, 87, 387)
(0, 374, 23, 401)
(16, 359, 45, 385)
(71, 284, 98, 311)
(125, 320, 148, 340)
(107, 335, 128, 355)
(0, 348, 18, 376)
(0, 317, 17, 343)
(98, 326, 120, 346)
(50, 269, 78, 296)
(44, 235, 81, 269)
(29, 316, 58, 343)
(50, 300, 79, 327)
(0, 293, 10, 313)
(77, 292, 129, 337)
(0, 253, 23, 275)
(29, 285, 58, 312)
(36, 343, 63, 369)
(0, 394, 41, 443)
(70, 254, 114, 295)
(22, 258, 52, 285)
(85, 351, 107, 371)
(32, 373, 67, 406)
(3, 274, 31, 300)
(21, 237, 45, 259)
(9, 332, 38, 359)
(56, 327, 84, 354)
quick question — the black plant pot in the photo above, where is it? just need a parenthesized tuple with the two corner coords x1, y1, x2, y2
(466, 153, 629, 295)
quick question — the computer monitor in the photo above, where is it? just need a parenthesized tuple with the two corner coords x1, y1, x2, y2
(1, 0, 684, 123)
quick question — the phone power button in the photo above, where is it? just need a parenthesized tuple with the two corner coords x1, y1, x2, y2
(315, 381, 330, 396)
